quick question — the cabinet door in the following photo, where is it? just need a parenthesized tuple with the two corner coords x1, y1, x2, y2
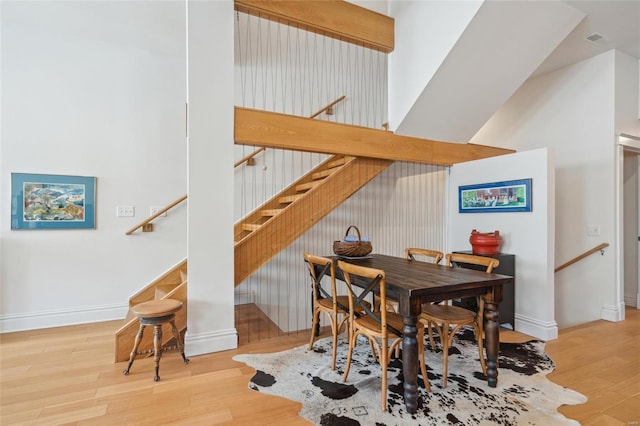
(451, 253, 515, 329)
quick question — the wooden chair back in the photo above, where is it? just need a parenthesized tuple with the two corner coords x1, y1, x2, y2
(405, 248, 444, 264)
(337, 260, 399, 337)
(445, 253, 499, 273)
(304, 253, 338, 310)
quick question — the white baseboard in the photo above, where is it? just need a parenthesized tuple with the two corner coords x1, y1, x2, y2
(234, 291, 255, 305)
(0, 303, 128, 333)
(184, 328, 238, 357)
(601, 303, 625, 322)
(624, 295, 638, 308)
(514, 313, 558, 341)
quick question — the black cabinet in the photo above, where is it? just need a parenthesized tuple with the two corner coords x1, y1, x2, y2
(451, 251, 515, 329)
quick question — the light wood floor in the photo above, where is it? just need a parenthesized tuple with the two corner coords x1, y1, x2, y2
(1, 307, 638, 425)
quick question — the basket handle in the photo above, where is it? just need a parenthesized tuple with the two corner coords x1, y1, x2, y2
(344, 225, 362, 242)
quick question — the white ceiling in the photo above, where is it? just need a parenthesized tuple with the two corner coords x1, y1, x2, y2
(532, 0, 640, 77)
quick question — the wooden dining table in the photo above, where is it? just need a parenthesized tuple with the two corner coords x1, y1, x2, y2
(330, 253, 514, 414)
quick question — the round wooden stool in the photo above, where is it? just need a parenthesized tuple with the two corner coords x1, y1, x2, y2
(122, 299, 189, 381)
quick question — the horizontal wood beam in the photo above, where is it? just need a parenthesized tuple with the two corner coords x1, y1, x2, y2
(235, 0, 394, 53)
(234, 107, 515, 166)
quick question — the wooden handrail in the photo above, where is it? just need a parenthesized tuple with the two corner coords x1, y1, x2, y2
(309, 96, 346, 119)
(555, 243, 609, 273)
(125, 195, 188, 235)
(235, 147, 266, 168)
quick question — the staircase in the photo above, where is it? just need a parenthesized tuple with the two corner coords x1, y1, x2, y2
(116, 154, 390, 359)
(234, 154, 392, 286)
(114, 260, 187, 362)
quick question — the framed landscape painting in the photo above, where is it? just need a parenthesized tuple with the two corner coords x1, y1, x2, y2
(11, 173, 96, 229)
(459, 178, 532, 213)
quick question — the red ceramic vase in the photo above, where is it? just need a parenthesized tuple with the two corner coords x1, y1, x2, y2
(469, 229, 503, 255)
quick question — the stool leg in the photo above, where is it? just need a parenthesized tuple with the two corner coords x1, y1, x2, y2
(153, 324, 163, 381)
(123, 323, 145, 375)
(169, 319, 190, 364)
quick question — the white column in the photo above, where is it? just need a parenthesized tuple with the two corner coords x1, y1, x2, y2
(185, 0, 237, 355)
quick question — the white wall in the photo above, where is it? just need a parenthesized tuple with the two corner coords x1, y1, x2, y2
(449, 148, 556, 340)
(346, 0, 388, 16)
(471, 50, 633, 328)
(616, 52, 640, 136)
(388, 0, 481, 132)
(0, 1, 188, 332)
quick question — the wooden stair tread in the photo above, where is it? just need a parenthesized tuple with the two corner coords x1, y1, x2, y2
(155, 287, 174, 299)
(326, 157, 348, 168)
(155, 282, 180, 291)
(311, 169, 334, 180)
(295, 181, 321, 192)
(242, 223, 261, 232)
(261, 209, 282, 217)
(279, 194, 304, 204)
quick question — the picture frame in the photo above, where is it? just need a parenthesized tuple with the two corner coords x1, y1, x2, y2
(11, 173, 96, 229)
(458, 178, 532, 213)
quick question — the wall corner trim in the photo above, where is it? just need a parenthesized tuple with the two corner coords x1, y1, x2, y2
(514, 314, 558, 341)
(601, 303, 626, 322)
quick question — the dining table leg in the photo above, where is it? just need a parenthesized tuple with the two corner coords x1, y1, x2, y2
(484, 300, 500, 387)
(400, 296, 420, 414)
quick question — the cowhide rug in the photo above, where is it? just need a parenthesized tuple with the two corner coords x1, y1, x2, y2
(233, 328, 586, 425)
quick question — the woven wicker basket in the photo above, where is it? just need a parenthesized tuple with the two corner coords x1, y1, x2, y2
(333, 225, 372, 257)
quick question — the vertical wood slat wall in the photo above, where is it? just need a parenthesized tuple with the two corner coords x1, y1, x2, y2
(234, 12, 447, 342)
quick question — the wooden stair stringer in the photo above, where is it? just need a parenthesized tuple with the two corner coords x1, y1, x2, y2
(115, 259, 188, 363)
(234, 155, 351, 242)
(234, 156, 392, 286)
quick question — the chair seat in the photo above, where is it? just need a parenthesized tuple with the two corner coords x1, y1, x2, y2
(354, 311, 404, 337)
(317, 296, 370, 313)
(421, 304, 476, 324)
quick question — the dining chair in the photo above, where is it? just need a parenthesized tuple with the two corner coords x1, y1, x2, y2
(378, 248, 444, 314)
(405, 248, 444, 264)
(338, 260, 430, 411)
(305, 252, 366, 371)
(418, 252, 499, 387)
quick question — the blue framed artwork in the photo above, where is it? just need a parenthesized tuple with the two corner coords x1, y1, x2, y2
(459, 178, 532, 213)
(11, 173, 96, 229)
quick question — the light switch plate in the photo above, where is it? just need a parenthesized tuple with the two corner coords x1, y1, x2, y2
(117, 206, 135, 217)
(587, 225, 600, 236)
